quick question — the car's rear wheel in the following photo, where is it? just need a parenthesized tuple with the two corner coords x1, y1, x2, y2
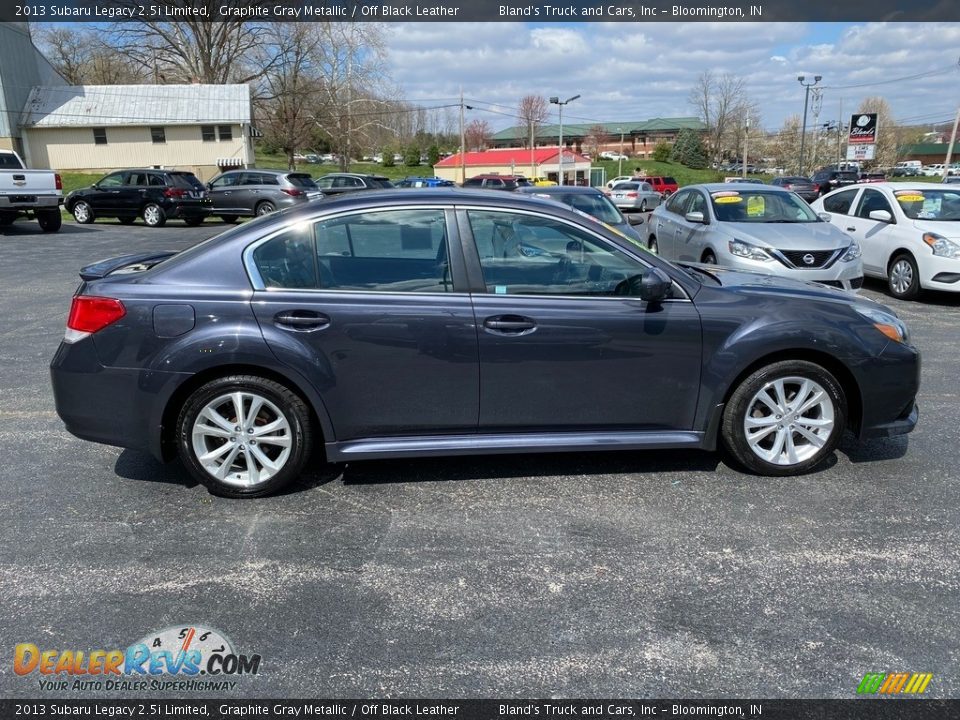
(888, 253, 920, 300)
(37, 209, 61, 232)
(722, 360, 846, 476)
(142, 203, 166, 227)
(255, 201, 275, 216)
(72, 201, 94, 224)
(640, 200, 648, 212)
(177, 375, 313, 498)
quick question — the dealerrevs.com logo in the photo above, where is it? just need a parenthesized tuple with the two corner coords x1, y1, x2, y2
(14, 625, 261, 692)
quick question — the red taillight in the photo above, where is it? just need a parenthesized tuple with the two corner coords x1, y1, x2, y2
(627, 192, 638, 198)
(281, 188, 304, 197)
(55, 174, 63, 190)
(163, 188, 186, 198)
(65, 296, 125, 341)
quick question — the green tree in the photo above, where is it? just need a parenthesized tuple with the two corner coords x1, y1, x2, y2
(382, 149, 395, 168)
(652, 141, 672, 163)
(404, 144, 421, 167)
(670, 129, 709, 169)
(427, 144, 441, 166)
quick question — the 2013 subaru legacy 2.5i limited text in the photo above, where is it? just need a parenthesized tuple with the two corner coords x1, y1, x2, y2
(50, 189, 920, 498)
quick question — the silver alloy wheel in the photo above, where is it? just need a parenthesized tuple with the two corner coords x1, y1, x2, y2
(256, 203, 274, 216)
(743, 376, 835, 466)
(890, 259, 914, 296)
(73, 202, 90, 222)
(191, 391, 293, 488)
(143, 205, 162, 226)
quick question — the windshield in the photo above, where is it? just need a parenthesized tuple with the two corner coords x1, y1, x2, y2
(893, 189, 960, 220)
(710, 190, 820, 223)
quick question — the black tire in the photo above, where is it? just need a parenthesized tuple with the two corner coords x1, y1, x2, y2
(721, 360, 846, 476)
(702, 250, 717, 265)
(648, 235, 658, 254)
(255, 201, 276, 217)
(71, 200, 95, 224)
(183, 216, 204, 226)
(176, 375, 313, 498)
(37, 209, 62, 232)
(639, 200, 648, 212)
(219, 215, 240, 224)
(887, 253, 921, 300)
(118, 216, 136, 225)
(142, 203, 167, 227)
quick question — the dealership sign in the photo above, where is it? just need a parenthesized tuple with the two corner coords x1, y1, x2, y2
(847, 144, 876, 161)
(848, 114, 878, 145)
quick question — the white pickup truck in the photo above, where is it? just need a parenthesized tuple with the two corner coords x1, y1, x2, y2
(0, 149, 63, 232)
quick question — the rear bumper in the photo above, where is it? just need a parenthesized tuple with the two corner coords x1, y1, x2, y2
(166, 202, 212, 219)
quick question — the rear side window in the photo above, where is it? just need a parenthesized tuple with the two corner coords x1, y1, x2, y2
(0, 154, 24, 169)
(252, 209, 451, 293)
(822, 189, 858, 215)
(662, 177, 677, 185)
(260, 174, 280, 186)
(463, 178, 483, 187)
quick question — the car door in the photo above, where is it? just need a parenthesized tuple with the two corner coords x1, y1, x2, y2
(842, 188, 897, 276)
(247, 207, 479, 440)
(460, 207, 702, 432)
(672, 190, 712, 262)
(208, 172, 243, 213)
(86, 171, 127, 215)
(121, 171, 152, 218)
(655, 189, 693, 259)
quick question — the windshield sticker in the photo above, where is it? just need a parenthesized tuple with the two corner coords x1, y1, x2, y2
(714, 196, 743, 204)
(894, 193, 925, 203)
(747, 196, 765, 217)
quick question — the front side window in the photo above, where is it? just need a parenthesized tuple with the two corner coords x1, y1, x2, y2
(97, 172, 125, 188)
(822, 189, 858, 215)
(665, 189, 690, 215)
(252, 209, 451, 293)
(210, 174, 239, 189)
(467, 210, 648, 297)
(855, 189, 894, 219)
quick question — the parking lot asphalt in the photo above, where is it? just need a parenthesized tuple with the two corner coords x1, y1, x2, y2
(1, 218, 958, 699)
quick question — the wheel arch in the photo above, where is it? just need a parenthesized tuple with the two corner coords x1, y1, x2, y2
(887, 248, 918, 271)
(159, 363, 329, 463)
(709, 348, 863, 446)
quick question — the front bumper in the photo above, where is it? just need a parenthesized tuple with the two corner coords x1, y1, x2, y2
(720, 252, 864, 291)
(856, 339, 920, 440)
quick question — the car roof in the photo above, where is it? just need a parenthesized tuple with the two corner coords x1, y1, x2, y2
(516, 186, 603, 195)
(848, 182, 956, 190)
(690, 183, 786, 192)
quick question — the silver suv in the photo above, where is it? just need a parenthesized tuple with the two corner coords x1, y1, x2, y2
(649, 183, 864, 291)
(207, 169, 322, 222)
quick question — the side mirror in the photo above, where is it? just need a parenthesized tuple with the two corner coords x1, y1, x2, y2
(626, 213, 645, 226)
(868, 209, 893, 223)
(817, 212, 832, 222)
(684, 211, 706, 224)
(616, 267, 673, 302)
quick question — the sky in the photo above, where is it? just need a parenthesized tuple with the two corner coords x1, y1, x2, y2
(384, 21, 960, 135)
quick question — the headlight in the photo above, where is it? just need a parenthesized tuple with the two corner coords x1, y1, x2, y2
(922, 233, 960, 258)
(728, 239, 772, 262)
(855, 306, 909, 344)
(841, 242, 861, 262)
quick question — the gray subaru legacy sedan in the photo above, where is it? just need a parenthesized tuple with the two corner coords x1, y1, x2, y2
(51, 189, 919, 498)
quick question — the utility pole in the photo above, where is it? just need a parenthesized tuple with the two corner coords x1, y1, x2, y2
(459, 87, 466, 184)
(943, 105, 960, 181)
(617, 127, 624, 178)
(550, 94, 580, 186)
(742, 117, 749, 178)
(797, 75, 821, 176)
(530, 118, 535, 178)
(836, 97, 843, 168)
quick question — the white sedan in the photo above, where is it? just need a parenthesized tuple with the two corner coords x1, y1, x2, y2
(812, 182, 960, 299)
(600, 151, 629, 161)
(604, 175, 633, 190)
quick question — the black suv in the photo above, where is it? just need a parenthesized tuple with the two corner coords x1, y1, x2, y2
(65, 169, 211, 227)
(811, 168, 859, 197)
(314, 173, 394, 196)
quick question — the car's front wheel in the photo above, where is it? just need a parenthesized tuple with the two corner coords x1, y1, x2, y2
(721, 360, 846, 476)
(71, 201, 95, 224)
(888, 253, 920, 300)
(648, 235, 658, 254)
(176, 375, 313, 498)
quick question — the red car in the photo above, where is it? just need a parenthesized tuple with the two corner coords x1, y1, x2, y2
(636, 175, 679, 197)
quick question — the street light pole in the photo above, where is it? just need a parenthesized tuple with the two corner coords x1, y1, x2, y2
(550, 94, 580, 186)
(742, 117, 749, 178)
(797, 75, 822, 176)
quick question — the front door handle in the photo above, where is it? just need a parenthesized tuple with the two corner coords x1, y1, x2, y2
(846, 226, 856, 232)
(483, 315, 536, 334)
(274, 311, 330, 331)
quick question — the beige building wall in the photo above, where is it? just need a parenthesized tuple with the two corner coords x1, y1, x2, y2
(23, 124, 250, 180)
(0, 136, 14, 151)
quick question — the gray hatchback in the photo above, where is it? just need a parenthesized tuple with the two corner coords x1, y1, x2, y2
(207, 169, 322, 222)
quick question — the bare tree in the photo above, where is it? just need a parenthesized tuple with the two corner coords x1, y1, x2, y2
(856, 96, 899, 169)
(34, 25, 145, 84)
(583, 124, 611, 158)
(109, 1, 276, 83)
(771, 115, 803, 175)
(253, 24, 324, 170)
(465, 119, 492, 152)
(517, 95, 548, 149)
(689, 70, 750, 166)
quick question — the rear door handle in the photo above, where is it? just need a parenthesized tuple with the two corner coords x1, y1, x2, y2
(274, 311, 330, 331)
(846, 227, 856, 232)
(483, 315, 536, 334)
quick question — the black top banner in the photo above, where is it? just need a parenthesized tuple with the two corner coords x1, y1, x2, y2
(3, 0, 960, 23)
(2, 700, 960, 720)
